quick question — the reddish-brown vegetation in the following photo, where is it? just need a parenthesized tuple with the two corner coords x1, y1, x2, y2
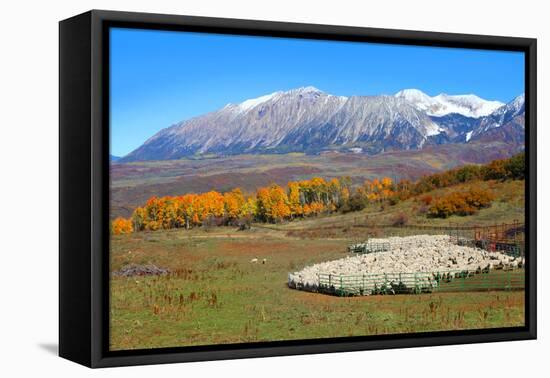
(428, 188, 495, 218)
(111, 153, 524, 234)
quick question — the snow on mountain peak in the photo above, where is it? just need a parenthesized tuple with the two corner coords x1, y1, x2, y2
(510, 93, 525, 110)
(396, 89, 504, 118)
(395, 89, 436, 112)
(225, 87, 508, 120)
(234, 91, 283, 113)
(515, 93, 525, 102)
(122, 86, 525, 162)
(284, 86, 329, 98)
(395, 88, 431, 101)
(295, 86, 323, 93)
(224, 86, 347, 114)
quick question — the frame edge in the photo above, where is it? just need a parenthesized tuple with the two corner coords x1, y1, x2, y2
(72, 9, 538, 368)
(59, 11, 94, 368)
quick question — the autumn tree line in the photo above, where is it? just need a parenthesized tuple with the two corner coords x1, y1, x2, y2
(111, 152, 525, 234)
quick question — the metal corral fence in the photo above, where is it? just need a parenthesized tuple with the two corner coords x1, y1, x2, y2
(352, 220, 524, 236)
(346, 222, 525, 258)
(313, 269, 525, 297)
(451, 237, 524, 258)
(444, 221, 525, 257)
(348, 241, 391, 254)
(348, 237, 524, 258)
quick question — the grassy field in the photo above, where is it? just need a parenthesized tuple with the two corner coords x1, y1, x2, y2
(110, 153, 526, 350)
(110, 224, 525, 350)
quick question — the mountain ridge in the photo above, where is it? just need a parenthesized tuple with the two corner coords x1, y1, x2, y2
(395, 88, 505, 118)
(119, 87, 524, 162)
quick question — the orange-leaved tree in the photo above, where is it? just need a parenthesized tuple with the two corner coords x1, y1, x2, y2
(111, 217, 133, 235)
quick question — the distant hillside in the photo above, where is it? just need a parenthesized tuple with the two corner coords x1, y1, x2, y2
(120, 87, 524, 162)
(278, 179, 525, 232)
(111, 152, 525, 234)
(110, 145, 523, 219)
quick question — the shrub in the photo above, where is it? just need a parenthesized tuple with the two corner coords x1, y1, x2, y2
(482, 159, 507, 181)
(409, 152, 524, 197)
(429, 188, 494, 218)
(482, 152, 525, 181)
(504, 152, 525, 180)
(341, 192, 367, 213)
(111, 217, 133, 235)
(388, 196, 399, 206)
(420, 194, 433, 205)
(417, 205, 429, 215)
(392, 212, 409, 226)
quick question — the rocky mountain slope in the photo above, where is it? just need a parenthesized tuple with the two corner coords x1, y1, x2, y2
(120, 87, 525, 162)
(394, 88, 504, 118)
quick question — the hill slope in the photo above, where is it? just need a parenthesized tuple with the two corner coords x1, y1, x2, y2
(275, 179, 525, 233)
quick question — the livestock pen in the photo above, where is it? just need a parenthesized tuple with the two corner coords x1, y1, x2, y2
(290, 269, 525, 297)
(289, 224, 527, 297)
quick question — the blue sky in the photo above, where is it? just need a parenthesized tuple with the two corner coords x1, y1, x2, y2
(110, 27, 525, 157)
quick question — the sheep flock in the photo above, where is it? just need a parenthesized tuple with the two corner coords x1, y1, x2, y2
(288, 235, 524, 296)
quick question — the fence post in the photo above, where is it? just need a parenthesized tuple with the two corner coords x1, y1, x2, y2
(399, 273, 402, 293)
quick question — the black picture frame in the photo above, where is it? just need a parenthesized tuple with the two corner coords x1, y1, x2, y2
(59, 9, 537, 368)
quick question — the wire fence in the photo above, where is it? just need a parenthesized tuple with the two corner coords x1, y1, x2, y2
(450, 237, 524, 258)
(285, 221, 526, 296)
(312, 269, 524, 297)
(347, 237, 524, 258)
(347, 241, 391, 254)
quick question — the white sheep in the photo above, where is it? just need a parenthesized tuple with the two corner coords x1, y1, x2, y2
(250, 258, 258, 263)
(289, 235, 520, 295)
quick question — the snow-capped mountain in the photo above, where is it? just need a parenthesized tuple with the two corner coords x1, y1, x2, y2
(119, 87, 524, 162)
(395, 89, 504, 118)
(473, 94, 525, 134)
(428, 113, 479, 142)
(469, 93, 525, 143)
